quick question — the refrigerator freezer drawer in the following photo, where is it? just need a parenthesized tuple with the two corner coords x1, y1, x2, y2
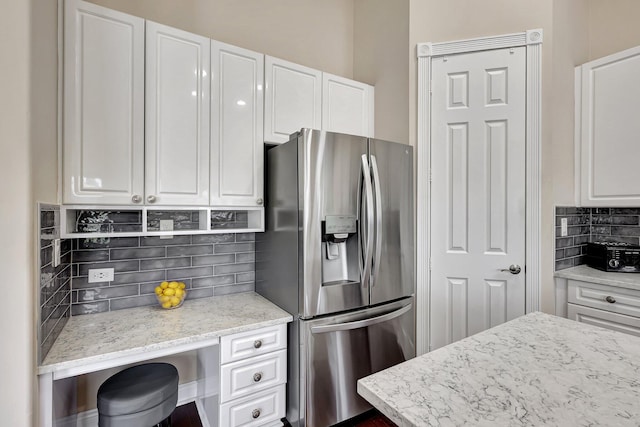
(220, 349, 287, 403)
(301, 298, 415, 427)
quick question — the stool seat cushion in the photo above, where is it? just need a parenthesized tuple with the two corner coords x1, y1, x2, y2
(97, 363, 179, 417)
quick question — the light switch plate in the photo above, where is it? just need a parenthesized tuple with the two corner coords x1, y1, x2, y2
(52, 239, 61, 268)
(560, 218, 568, 237)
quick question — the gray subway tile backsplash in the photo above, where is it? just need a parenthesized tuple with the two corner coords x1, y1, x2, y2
(71, 233, 256, 315)
(555, 206, 640, 270)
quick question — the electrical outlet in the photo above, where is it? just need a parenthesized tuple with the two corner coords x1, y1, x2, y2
(159, 219, 174, 240)
(560, 218, 568, 237)
(88, 268, 114, 283)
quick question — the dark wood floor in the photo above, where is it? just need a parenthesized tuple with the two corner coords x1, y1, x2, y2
(170, 402, 397, 427)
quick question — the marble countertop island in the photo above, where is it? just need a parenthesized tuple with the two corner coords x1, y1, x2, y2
(358, 312, 640, 426)
(39, 292, 292, 378)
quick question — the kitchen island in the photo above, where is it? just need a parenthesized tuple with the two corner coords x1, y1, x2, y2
(358, 312, 640, 426)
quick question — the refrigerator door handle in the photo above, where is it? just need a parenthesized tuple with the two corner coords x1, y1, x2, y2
(360, 154, 374, 289)
(310, 303, 412, 334)
(370, 155, 383, 287)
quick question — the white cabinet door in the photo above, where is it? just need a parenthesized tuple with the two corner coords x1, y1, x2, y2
(145, 22, 210, 206)
(264, 56, 322, 144)
(63, 0, 145, 205)
(211, 41, 264, 206)
(576, 46, 640, 206)
(322, 72, 374, 137)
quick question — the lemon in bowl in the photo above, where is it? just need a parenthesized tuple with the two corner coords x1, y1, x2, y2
(155, 281, 187, 309)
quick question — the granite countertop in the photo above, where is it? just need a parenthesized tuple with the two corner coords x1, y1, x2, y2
(555, 264, 640, 291)
(39, 292, 292, 375)
(358, 312, 640, 427)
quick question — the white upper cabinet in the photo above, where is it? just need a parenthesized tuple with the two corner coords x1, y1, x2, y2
(211, 41, 264, 206)
(576, 46, 640, 206)
(264, 56, 322, 144)
(145, 22, 211, 206)
(322, 72, 374, 137)
(63, 0, 145, 205)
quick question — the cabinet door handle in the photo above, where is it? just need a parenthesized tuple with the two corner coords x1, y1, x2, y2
(253, 372, 262, 382)
(605, 296, 616, 304)
(253, 339, 262, 349)
(131, 195, 142, 203)
(252, 409, 261, 419)
(256, 198, 263, 205)
(147, 195, 156, 203)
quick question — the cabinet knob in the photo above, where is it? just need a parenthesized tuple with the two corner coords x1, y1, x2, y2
(131, 195, 142, 204)
(252, 409, 261, 419)
(605, 296, 616, 304)
(253, 372, 262, 382)
(257, 198, 263, 205)
(147, 195, 156, 203)
(253, 340, 262, 349)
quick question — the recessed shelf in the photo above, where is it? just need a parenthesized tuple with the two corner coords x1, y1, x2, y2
(60, 205, 264, 238)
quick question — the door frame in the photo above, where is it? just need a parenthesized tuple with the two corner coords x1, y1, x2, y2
(416, 30, 543, 354)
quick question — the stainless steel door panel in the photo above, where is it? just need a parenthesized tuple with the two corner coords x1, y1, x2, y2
(301, 298, 415, 427)
(299, 129, 369, 318)
(369, 140, 414, 305)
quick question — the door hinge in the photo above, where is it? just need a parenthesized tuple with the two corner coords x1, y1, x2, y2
(429, 80, 433, 94)
(428, 258, 432, 271)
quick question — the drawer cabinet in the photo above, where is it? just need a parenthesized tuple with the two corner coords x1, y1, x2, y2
(567, 279, 640, 337)
(568, 304, 640, 337)
(219, 325, 287, 427)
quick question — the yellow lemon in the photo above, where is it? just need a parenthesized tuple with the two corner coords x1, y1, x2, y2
(160, 281, 169, 289)
(175, 289, 184, 298)
(163, 288, 176, 296)
(161, 301, 172, 309)
(160, 295, 171, 303)
(178, 282, 186, 289)
(154, 286, 163, 295)
(168, 281, 179, 289)
(170, 296, 181, 306)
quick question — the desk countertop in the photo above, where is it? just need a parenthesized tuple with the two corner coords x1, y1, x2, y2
(358, 312, 640, 426)
(39, 292, 292, 376)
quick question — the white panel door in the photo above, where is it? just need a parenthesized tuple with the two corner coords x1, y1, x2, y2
(322, 73, 374, 137)
(430, 47, 526, 350)
(63, 0, 144, 205)
(145, 21, 210, 206)
(211, 41, 264, 206)
(578, 46, 640, 206)
(264, 56, 322, 144)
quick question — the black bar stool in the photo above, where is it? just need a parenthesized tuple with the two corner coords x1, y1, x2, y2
(97, 363, 179, 427)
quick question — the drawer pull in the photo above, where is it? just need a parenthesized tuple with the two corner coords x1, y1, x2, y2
(252, 409, 261, 419)
(605, 296, 616, 304)
(253, 372, 262, 382)
(253, 340, 263, 349)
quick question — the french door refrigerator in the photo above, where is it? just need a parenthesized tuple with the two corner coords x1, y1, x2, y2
(256, 129, 415, 427)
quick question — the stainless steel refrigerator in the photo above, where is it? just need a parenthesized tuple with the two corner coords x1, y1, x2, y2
(256, 129, 415, 427)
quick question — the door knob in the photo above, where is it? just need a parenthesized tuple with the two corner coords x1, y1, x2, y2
(131, 195, 142, 204)
(147, 195, 156, 203)
(500, 264, 522, 274)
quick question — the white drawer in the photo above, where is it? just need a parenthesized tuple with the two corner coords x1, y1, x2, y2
(568, 303, 640, 337)
(220, 349, 287, 403)
(221, 324, 287, 364)
(219, 384, 285, 427)
(568, 280, 640, 318)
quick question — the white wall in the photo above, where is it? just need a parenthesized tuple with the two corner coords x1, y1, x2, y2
(354, 0, 410, 144)
(0, 2, 35, 425)
(88, 0, 355, 78)
(588, 0, 640, 60)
